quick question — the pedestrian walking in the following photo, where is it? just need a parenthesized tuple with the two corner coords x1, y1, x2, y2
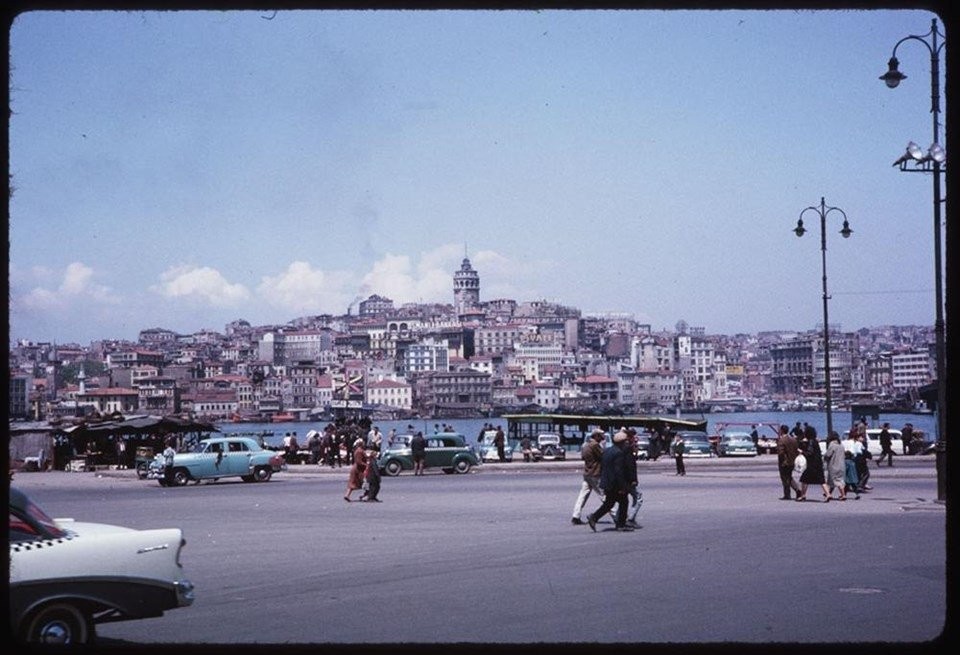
(344, 440, 368, 502)
(586, 430, 632, 532)
(798, 425, 829, 502)
(823, 432, 846, 501)
(360, 450, 382, 502)
(571, 429, 604, 525)
(877, 423, 894, 466)
(672, 432, 686, 476)
(776, 424, 802, 500)
(411, 431, 427, 475)
(624, 429, 642, 527)
(162, 437, 177, 487)
(842, 431, 862, 500)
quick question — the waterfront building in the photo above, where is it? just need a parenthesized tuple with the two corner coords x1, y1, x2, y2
(769, 331, 857, 399)
(533, 381, 560, 410)
(414, 369, 492, 417)
(184, 390, 239, 420)
(366, 378, 413, 411)
(572, 374, 618, 405)
(406, 338, 449, 374)
(891, 349, 934, 392)
(77, 387, 140, 415)
(512, 341, 565, 382)
(135, 376, 180, 414)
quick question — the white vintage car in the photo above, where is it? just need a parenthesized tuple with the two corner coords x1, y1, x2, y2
(9, 487, 195, 645)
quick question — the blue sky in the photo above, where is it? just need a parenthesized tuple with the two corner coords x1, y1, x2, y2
(8, 8, 947, 345)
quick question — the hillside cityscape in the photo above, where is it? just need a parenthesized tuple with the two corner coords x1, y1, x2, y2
(9, 256, 937, 423)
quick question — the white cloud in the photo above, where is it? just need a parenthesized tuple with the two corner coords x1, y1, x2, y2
(152, 265, 250, 307)
(14, 261, 120, 311)
(256, 261, 356, 314)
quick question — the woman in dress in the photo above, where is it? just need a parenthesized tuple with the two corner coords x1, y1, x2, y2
(344, 439, 368, 502)
(798, 426, 829, 502)
(823, 432, 846, 501)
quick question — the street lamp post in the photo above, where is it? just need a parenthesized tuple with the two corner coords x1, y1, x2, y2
(793, 197, 853, 442)
(881, 18, 947, 501)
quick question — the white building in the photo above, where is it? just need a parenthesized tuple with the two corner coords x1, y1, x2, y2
(365, 378, 413, 411)
(890, 350, 933, 391)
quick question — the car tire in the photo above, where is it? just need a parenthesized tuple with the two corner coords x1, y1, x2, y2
(22, 602, 93, 645)
(136, 462, 149, 479)
(453, 459, 472, 474)
(384, 460, 403, 477)
(172, 468, 191, 486)
(253, 466, 272, 482)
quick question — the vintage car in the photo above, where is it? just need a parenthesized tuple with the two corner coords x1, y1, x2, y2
(675, 431, 713, 457)
(478, 429, 514, 463)
(536, 433, 567, 460)
(717, 432, 759, 457)
(377, 433, 480, 476)
(147, 435, 284, 486)
(9, 487, 195, 645)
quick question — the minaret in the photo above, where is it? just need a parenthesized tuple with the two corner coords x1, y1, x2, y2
(78, 363, 86, 395)
(453, 249, 480, 315)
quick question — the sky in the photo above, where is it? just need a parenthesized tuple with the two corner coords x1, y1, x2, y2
(7, 8, 949, 346)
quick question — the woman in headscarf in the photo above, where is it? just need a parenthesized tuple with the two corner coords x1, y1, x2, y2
(798, 424, 829, 502)
(823, 432, 846, 502)
(344, 438, 368, 502)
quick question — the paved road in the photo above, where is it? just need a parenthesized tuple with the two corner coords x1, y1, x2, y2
(11, 455, 947, 645)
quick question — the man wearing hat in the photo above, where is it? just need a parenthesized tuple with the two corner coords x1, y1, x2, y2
(571, 429, 605, 525)
(587, 429, 633, 532)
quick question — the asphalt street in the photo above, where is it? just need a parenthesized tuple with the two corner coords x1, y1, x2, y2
(10, 454, 948, 648)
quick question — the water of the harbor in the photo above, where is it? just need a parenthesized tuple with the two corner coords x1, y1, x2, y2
(217, 411, 938, 449)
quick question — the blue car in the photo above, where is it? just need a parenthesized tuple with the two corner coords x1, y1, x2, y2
(148, 436, 284, 486)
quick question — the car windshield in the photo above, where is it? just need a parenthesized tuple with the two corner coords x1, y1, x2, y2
(723, 436, 753, 445)
(19, 495, 69, 539)
(683, 433, 710, 445)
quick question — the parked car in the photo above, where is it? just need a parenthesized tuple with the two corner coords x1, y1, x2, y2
(633, 433, 651, 460)
(478, 429, 513, 463)
(535, 433, 566, 460)
(9, 487, 195, 645)
(718, 432, 759, 457)
(377, 433, 480, 476)
(827, 428, 905, 457)
(147, 436, 284, 486)
(676, 431, 712, 457)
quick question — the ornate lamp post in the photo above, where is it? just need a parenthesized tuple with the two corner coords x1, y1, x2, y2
(881, 18, 946, 501)
(793, 197, 853, 442)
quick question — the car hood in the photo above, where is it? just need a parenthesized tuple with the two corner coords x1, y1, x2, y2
(54, 518, 140, 537)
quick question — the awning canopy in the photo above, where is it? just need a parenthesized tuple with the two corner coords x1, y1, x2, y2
(53, 414, 219, 438)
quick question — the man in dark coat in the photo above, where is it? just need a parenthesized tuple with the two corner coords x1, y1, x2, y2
(877, 423, 894, 466)
(776, 424, 802, 500)
(587, 430, 632, 532)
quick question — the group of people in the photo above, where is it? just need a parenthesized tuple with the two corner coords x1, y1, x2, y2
(571, 428, 643, 532)
(776, 421, 883, 502)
